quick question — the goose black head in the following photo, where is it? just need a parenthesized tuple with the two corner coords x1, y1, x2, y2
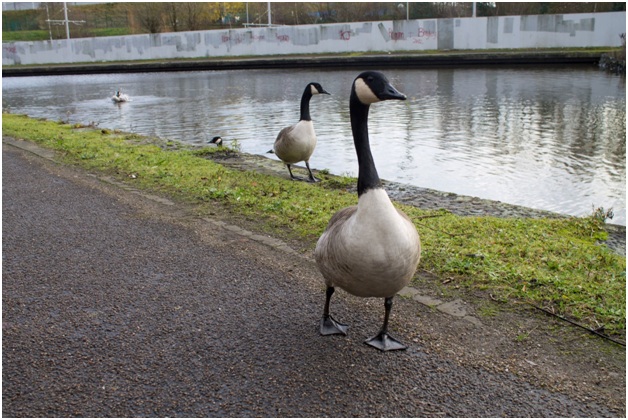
(309, 82, 331, 96)
(353, 71, 406, 105)
(209, 136, 223, 146)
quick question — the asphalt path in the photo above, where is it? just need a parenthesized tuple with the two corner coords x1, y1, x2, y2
(2, 144, 618, 417)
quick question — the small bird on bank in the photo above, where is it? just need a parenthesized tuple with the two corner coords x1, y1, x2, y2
(272, 82, 330, 182)
(314, 71, 421, 351)
(208, 136, 223, 147)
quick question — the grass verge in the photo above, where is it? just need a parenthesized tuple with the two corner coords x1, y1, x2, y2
(3, 113, 625, 337)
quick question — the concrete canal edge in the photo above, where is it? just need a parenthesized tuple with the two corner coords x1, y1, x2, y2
(0, 136, 511, 329)
(1, 50, 604, 77)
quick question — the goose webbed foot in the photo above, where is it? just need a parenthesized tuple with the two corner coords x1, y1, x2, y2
(365, 330, 407, 351)
(320, 286, 348, 336)
(364, 296, 407, 351)
(305, 162, 320, 183)
(287, 165, 305, 181)
(320, 315, 349, 336)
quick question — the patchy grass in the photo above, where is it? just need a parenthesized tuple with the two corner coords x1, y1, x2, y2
(3, 113, 625, 336)
(2, 27, 132, 42)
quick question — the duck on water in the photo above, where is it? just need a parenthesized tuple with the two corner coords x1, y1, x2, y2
(111, 90, 130, 103)
(314, 71, 421, 352)
(271, 82, 330, 182)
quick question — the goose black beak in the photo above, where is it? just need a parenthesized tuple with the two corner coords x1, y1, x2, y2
(380, 84, 406, 101)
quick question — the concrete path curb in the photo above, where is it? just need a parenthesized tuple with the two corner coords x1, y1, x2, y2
(3, 136, 483, 327)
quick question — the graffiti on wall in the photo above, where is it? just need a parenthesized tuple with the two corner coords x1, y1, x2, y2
(411, 27, 437, 44)
(221, 33, 266, 45)
(378, 22, 438, 43)
(3, 12, 624, 66)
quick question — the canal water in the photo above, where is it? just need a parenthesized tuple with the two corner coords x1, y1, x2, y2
(2, 67, 625, 225)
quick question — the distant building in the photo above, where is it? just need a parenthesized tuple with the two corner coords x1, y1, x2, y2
(2, 2, 41, 11)
(2, 2, 104, 11)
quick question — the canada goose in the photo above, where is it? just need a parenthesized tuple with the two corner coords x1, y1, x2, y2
(273, 82, 330, 182)
(208, 136, 223, 147)
(314, 71, 421, 351)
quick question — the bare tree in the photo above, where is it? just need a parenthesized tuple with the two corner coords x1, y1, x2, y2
(127, 2, 163, 34)
(163, 2, 180, 32)
(180, 2, 208, 31)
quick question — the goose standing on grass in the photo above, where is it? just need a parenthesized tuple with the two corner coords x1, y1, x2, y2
(273, 82, 330, 182)
(314, 71, 421, 352)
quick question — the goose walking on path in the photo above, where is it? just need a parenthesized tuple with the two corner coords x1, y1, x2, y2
(314, 71, 421, 351)
(272, 82, 330, 182)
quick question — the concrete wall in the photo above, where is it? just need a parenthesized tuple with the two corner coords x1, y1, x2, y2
(3, 12, 625, 66)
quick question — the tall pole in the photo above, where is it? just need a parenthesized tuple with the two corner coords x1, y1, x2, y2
(63, 2, 70, 39)
(406, 2, 409, 20)
(267, 1, 271, 26)
(45, 3, 53, 41)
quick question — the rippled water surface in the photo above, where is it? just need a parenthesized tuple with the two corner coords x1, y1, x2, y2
(2, 67, 625, 225)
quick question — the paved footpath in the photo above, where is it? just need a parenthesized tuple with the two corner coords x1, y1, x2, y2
(2, 143, 620, 417)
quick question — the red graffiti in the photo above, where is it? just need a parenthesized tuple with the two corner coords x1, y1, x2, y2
(4, 45, 17, 53)
(339, 30, 351, 41)
(276, 34, 289, 42)
(389, 30, 405, 41)
(418, 28, 437, 38)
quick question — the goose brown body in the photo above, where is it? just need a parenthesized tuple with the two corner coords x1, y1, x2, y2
(315, 189, 420, 298)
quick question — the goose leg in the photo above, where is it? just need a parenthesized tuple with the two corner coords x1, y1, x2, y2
(365, 297, 407, 351)
(320, 286, 349, 336)
(287, 164, 305, 181)
(305, 162, 320, 183)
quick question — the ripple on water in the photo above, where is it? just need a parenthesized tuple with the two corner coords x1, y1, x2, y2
(2, 67, 625, 225)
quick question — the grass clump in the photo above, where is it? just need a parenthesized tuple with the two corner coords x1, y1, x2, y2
(406, 208, 625, 334)
(3, 113, 625, 336)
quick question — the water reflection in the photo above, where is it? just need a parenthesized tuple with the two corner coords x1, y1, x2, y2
(2, 67, 625, 225)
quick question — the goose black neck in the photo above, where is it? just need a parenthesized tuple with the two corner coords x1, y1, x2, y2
(300, 85, 313, 121)
(350, 92, 381, 196)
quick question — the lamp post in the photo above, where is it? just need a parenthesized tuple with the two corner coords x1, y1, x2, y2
(45, 2, 85, 40)
(397, 3, 409, 20)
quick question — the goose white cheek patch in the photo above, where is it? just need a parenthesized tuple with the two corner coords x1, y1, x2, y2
(354, 78, 380, 104)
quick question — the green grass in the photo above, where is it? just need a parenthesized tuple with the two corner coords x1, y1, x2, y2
(3, 27, 132, 42)
(3, 113, 626, 336)
(2, 29, 51, 42)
